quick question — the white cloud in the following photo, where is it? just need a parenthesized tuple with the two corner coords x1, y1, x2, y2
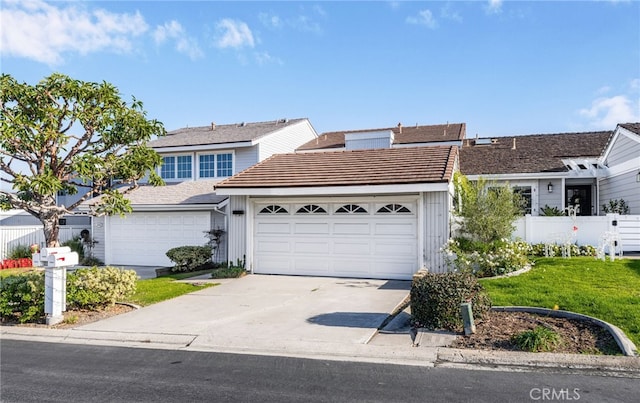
(485, 0, 503, 15)
(214, 19, 254, 49)
(0, 0, 148, 65)
(290, 15, 323, 34)
(630, 78, 640, 90)
(596, 85, 612, 95)
(579, 95, 640, 128)
(406, 9, 438, 29)
(440, 3, 463, 23)
(255, 51, 283, 66)
(154, 21, 203, 60)
(259, 12, 282, 29)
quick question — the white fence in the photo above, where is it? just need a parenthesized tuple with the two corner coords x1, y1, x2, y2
(513, 214, 640, 252)
(0, 226, 90, 259)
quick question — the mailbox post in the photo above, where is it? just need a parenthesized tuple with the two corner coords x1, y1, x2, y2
(38, 247, 79, 325)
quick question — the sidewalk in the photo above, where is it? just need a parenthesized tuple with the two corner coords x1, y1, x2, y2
(2, 274, 639, 376)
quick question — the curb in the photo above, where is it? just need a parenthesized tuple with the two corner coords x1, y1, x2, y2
(436, 347, 640, 375)
(493, 306, 638, 357)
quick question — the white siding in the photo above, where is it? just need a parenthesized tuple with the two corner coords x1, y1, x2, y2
(423, 191, 450, 273)
(607, 134, 640, 166)
(91, 215, 106, 263)
(257, 120, 317, 160)
(227, 195, 247, 266)
(600, 172, 640, 215)
(234, 146, 259, 173)
(538, 179, 563, 213)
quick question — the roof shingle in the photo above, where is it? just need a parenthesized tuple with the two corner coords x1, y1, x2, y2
(215, 146, 458, 189)
(459, 131, 613, 175)
(297, 123, 465, 151)
(148, 118, 308, 148)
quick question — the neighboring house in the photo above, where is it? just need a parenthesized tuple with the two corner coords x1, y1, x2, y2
(599, 123, 640, 214)
(214, 123, 466, 279)
(458, 130, 614, 216)
(84, 118, 318, 267)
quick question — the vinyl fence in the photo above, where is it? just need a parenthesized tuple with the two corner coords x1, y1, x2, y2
(512, 214, 640, 252)
(0, 225, 90, 258)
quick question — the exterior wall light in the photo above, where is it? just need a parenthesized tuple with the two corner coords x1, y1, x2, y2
(547, 182, 553, 193)
(637, 171, 640, 183)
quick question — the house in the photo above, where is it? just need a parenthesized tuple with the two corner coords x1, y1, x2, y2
(458, 130, 614, 216)
(85, 118, 318, 267)
(599, 123, 640, 214)
(214, 123, 466, 279)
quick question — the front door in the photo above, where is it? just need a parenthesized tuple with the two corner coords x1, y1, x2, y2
(565, 185, 592, 216)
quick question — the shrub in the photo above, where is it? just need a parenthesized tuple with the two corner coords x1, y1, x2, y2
(67, 267, 137, 309)
(7, 244, 32, 259)
(62, 236, 85, 260)
(443, 238, 530, 277)
(166, 246, 213, 272)
(411, 272, 492, 331)
(512, 326, 562, 352)
(0, 272, 46, 323)
(540, 205, 564, 216)
(528, 243, 597, 258)
(602, 199, 630, 215)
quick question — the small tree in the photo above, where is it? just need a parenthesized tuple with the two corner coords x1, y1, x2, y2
(0, 73, 165, 247)
(453, 172, 524, 244)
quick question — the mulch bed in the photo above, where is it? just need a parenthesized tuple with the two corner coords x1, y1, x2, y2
(1, 303, 136, 329)
(452, 311, 622, 355)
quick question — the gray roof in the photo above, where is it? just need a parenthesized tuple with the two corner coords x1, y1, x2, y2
(83, 181, 225, 207)
(619, 122, 640, 135)
(149, 118, 309, 148)
(124, 181, 225, 206)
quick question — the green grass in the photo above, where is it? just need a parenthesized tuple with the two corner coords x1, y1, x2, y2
(480, 257, 640, 347)
(126, 274, 216, 306)
(0, 267, 39, 278)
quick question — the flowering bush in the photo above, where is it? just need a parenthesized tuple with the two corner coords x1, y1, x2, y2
(67, 267, 137, 309)
(528, 243, 597, 257)
(0, 272, 45, 323)
(0, 258, 33, 269)
(442, 238, 530, 278)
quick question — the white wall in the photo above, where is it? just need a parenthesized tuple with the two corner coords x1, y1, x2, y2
(257, 119, 317, 160)
(513, 214, 611, 247)
(423, 191, 451, 273)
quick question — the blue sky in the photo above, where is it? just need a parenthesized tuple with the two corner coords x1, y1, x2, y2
(1, 0, 639, 139)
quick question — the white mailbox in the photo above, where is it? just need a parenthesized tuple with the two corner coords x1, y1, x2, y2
(47, 252, 79, 267)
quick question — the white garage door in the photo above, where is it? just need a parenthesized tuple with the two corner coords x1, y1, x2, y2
(253, 199, 419, 280)
(107, 212, 211, 266)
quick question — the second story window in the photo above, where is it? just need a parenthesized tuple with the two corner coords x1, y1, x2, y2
(199, 153, 233, 178)
(161, 155, 192, 180)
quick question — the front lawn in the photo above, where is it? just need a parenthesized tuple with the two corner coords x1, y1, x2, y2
(126, 271, 216, 306)
(480, 257, 640, 347)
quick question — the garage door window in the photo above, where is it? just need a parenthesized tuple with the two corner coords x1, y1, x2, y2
(259, 205, 289, 214)
(335, 204, 368, 214)
(296, 205, 327, 214)
(377, 204, 411, 214)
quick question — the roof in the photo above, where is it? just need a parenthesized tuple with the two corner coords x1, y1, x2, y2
(215, 146, 458, 189)
(148, 118, 308, 148)
(83, 180, 225, 207)
(296, 123, 465, 151)
(459, 131, 613, 175)
(619, 122, 640, 135)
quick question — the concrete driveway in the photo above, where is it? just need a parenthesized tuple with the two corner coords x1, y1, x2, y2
(77, 274, 411, 355)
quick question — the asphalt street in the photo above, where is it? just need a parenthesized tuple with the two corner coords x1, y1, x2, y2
(2, 340, 638, 403)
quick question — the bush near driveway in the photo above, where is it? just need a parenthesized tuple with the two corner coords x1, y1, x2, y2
(480, 257, 640, 347)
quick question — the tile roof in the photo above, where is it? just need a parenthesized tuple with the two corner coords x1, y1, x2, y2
(215, 146, 458, 189)
(619, 122, 640, 135)
(83, 180, 225, 207)
(296, 123, 465, 151)
(459, 131, 613, 175)
(148, 118, 308, 148)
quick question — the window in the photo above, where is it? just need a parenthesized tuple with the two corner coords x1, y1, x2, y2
(296, 205, 327, 214)
(199, 155, 215, 178)
(198, 153, 233, 178)
(161, 156, 176, 179)
(512, 186, 532, 215)
(335, 204, 368, 214)
(259, 205, 289, 214)
(217, 153, 233, 177)
(177, 156, 192, 179)
(377, 204, 411, 214)
(160, 155, 192, 180)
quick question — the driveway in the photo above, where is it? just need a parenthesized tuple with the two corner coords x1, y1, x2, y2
(77, 274, 411, 354)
